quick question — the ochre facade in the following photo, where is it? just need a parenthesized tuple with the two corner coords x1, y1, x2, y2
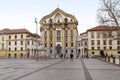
(40, 8, 78, 58)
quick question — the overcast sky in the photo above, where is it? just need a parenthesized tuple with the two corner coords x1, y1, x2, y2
(0, 0, 100, 34)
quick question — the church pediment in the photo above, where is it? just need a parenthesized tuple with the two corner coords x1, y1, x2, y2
(40, 8, 78, 25)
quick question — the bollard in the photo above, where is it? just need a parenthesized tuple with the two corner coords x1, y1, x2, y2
(119, 57, 120, 65)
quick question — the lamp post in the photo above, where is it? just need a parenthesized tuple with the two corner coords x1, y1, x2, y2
(35, 18, 38, 61)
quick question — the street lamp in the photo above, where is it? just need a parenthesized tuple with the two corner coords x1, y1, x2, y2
(35, 18, 38, 61)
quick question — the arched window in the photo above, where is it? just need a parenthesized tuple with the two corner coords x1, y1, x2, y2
(58, 20, 60, 23)
(55, 13, 63, 23)
(44, 21, 46, 23)
(49, 19, 52, 23)
(64, 18, 68, 23)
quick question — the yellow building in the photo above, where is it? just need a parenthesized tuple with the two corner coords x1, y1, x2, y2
(40, 8, 78, 58)
(0, 28, 8, 58)
(0, 28, 41, 59)
(87, 26, 120, 56)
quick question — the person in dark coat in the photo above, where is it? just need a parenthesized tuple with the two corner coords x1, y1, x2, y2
(70, 53, 74, 61)
(100, 50, 105, 60)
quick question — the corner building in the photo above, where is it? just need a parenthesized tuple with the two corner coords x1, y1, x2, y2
(40, 8, 78, 58)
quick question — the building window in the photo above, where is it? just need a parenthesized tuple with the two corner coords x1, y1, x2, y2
(21, 41, 23, 45)
(15, 35, 17, 39)
(71, 43, 73, 47)
(2, 37, 4, 41)
(104, 47, 106, 50)
(56, 31, 61, 42)
(57, 30, 61, 36)
(109, 40, 112, 45)
(15, 41, 17, 45)
(98, 47, 100, 50)
(21, 47, 23, 51)
(71, 36, 73, 41)
(92, 52, 95, 54)
(9, 42, 11, 46)
(91, 40, 94, 45)
(91, 32, 94, 38)
(57, 37, 61, 42)
(50, 37, 52, 42)
(45, 43, 47, 47)
(110, 46, 112, 50)
(117, 40, 120, 45)
(50, 31, 52, 36)
(81, 42, 83, 46)
(85, 41, 87, 45)
(103, 32, 108, 38)
(45, 37, 47, 42)
(66, 43, 68, 47)
(117, 46, 120, 50)
(44, 21, 46, 23)
(92, 47, 94, 50)
(58, 20, 60, 23)
(64, 18, 68, 23)
(2, 43, 4, 50)
(21, 35, 23, 39)
(97, 40, 100, 45)
(97, 32, 100, 38)
(65, 36, 68, 41)
(49, 19, 52, 23)
(65, 30, 68, 35)
(27, 41, 29, 45)
(71, 30, 73, 35)
(9, 35, 11, 39)
(103, 40, 106, 45)
(118, 51, 120, 54)
(44, 31, 47, 36)
(50, 43, 52, 47)
(15, 47, 17, 51)
(9, 48, 11, 51)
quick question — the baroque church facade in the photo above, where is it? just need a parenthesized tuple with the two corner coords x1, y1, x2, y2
(39, 8, 78, 58)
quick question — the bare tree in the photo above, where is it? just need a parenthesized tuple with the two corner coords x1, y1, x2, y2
(97, 0, 120, 26)
(97, 0, 120, 40)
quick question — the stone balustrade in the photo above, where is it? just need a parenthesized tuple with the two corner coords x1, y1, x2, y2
(98, 55, 120, 65)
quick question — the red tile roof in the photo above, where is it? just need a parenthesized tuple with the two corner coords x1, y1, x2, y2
(0, 28, 31, 34)
(0, 28, 10, 33)
(27, 33, 40, 38)
(87, 25, 118, 31)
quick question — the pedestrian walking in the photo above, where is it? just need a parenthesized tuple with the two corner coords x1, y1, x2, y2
(70, 53, 74, 61)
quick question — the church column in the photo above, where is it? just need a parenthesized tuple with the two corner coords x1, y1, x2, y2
(62, 26, 65, 54)
(52, 25, 56, 58)
(73, 28, 77, 55)
(68, 28, 71, 55)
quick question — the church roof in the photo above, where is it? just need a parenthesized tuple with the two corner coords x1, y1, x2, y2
(40, 8, 78, 25)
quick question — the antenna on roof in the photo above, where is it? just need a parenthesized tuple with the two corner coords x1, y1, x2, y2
(57, 0, 60, 8)
(57, 4, 59, 8)
(73, 9, 76, 16)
